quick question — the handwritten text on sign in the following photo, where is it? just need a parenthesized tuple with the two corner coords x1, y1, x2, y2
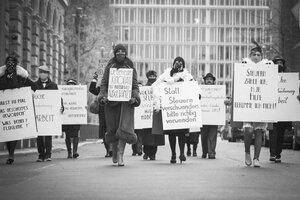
(108, 68, 133, 101)
(34, 90, 62, 136)
(276, 73, 300, 121)
(0, 87, 37, 142)
(160, 81, 202, 130)
(59, 85, 87, 125)
(200, 85, 226, 125)
(134, 86, 153, 129)
(233, 63, 278, 122)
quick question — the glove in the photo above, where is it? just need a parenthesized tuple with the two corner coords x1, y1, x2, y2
(93, 72, 98, 80)
(100, 97, 108, 105)
(129, 97, 138, 105)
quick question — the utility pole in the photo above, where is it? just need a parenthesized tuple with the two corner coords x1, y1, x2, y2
(73, 7, 85, 83)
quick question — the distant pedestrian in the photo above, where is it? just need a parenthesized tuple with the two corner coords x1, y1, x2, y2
(0, 55, 36, 164)
(152, 57, 194, 164)
(240, 43, 274, 167)
(62, 79, 81, 159)
(200, 73, 223, 159)
(140, 70, 165, 160)
(89, 72, 112, 158)
(35, 65, 62, 162)
(98, 44, 140, 166)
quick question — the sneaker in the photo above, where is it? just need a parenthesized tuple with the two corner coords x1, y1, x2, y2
(36, 158, 44, 162)
(45, 157, 52, 162)
(269, 156, 276, 162)
(202, 153, 207, 159)
(143, 154, 148, 160)
(245, 153, 252, 166)
(275, 157, 281, 163)
(253, 159, 260, 167)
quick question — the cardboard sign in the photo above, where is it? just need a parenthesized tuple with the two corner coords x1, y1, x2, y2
(134, 86, 153, 129)
(276, 73, 300, 121)
(0, 87, 37, 142)
(34, 90, 62, 136)
(233, 63, 278, 122)
(160, 81, 202, 130)
(59, 85, 87, 125)
(200, 85, 226, 125)
(108, 68, 133, 101)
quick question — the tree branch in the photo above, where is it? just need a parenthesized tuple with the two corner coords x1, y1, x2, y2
(80, 38, 98, 56)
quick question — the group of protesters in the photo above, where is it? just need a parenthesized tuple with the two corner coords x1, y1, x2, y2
(1, 43, 300, 168)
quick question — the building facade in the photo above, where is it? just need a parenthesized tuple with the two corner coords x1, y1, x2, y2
(0, 0, 68, 83)
(109, 0, 272, 95)
(0, 0, 68, 150)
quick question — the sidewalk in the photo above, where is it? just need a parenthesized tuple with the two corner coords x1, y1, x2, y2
(0, 138, 102, 156)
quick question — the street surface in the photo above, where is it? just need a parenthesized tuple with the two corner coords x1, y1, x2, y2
(0, 138, 300, 200)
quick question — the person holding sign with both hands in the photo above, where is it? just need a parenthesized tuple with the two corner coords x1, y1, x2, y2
(98, 44, 140, 166)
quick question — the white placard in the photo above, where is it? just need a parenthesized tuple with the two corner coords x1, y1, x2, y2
(0, 87, 37, 142)
(200, 85, 226, 125)
(160, 81, 202, 130)
(59, 85, 87, 125)
(34, 90, 62, 136)
(233, 63, 278, 122)
(276, 73, 300, 121)
(134, 86, 153, 129)
(108, 68, 133, 101)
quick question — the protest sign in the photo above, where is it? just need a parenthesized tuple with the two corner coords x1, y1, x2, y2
(134, 86, 153, 129)
(160, 81, 202, 130)
(233, 63, 278, 122)
(34, 90, 62, 136)
(276, 73, 300, 121)
(108, 68, 133, 101)
(0, 87, 37, 142)
(200, 85, 226, 125)
(59, 85, 87, 125)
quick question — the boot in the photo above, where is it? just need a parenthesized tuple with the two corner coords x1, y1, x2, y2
(112, 142, 118, 164)
(72, 138, 79, 158)
(193, 144, 198, 157)
(117, 140, 126, 166)
(65, 138, 72, 158)
(186, 143, 191, 156)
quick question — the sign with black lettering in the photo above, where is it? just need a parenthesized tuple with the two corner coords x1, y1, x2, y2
(34, 90, 62, 136)
(233, 63, 278, 122)
(134, 86, 153, 129)
(276, 73, 300, 121)
(200, 85, 226, 125)
(160, 81, 202, 130)
(59, 85, 87, 125)
(108, 68, 133, 101)
(0, 87, 37, 142)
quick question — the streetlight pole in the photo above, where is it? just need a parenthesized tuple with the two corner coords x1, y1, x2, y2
(73, 7, 85, 83)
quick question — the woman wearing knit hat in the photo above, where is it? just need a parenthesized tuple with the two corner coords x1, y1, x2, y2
(152, 56, 194, 164)
(98, 44, 140, 166)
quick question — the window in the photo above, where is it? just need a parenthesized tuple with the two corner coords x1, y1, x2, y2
(130, 8, 136, 24)
(233, 10, 240, 25)
(129, 44, 136, 58)
(184, 27, 191, 42)
(241, 10, 248, 25)
(241, 28, 247, 42)
(177, 9, 183, 24)
(145, 28, 151, 41)
(225, 64, 231, 78)
(154, 9, 160, 24)
(176, 45, 182, 57)
(241, 46, 248, 58)
(169, 27, 175, 42)
(218, 28, 224, 43)
(161, 9, 166, 23)
(145, 8, 152, 24)
(154, 27, 159, 41)
(257, 28, 262, 43)
(210, 46, 216, 60)
(139, 9, 144, 23)
(145, 45, 151, 59)
(218, 10, 225, 25)
(191, 45, 198, 60)
(176, 27, 182, 41)
(210, 63, 216, 75)
(235, 0, 239, 5)
(218, 46, 224, 60)
(192, 27, 198, 42)
(138, 27, 144, 41)
(225, 46, 232, 60)
(200, 28, 206, 42)
(138, 44, 144, 58)
(185, 9, 191, 24)
(183, 45, 191, 60)
(154, 45, 160, 59)
(233, 46, 240, 60)
(123, 27, 129, 41)
(200, 10, 206, 24)
(257, 10, 263, 25)
(161, 45, 167, 59)
(199, 46, 205, 60)
(225, 10, 232, 25)
(115, 8, 121, 24)
(210, 28, 217, 42)
(210, 10, 216, 24)
(233, 28, 240, 43)
(124, 8, 129, 24)
(249, 28, 255, 41)
(130, 27, 136, 41)
(169, 45, 175, 59)
(161, 27, 167, 41)
(218, 64, 224, 78)
(192, 9, 199, 24)
(249, 10, 255, 25)
(225, 28, 232, 43)
(170, 9, 176, 24)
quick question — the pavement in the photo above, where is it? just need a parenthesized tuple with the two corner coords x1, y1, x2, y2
(0, 137, 300, 200)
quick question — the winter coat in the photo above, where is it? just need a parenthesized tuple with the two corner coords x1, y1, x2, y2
(89, 81, 106, 139)
(98, 58, 141, 144)
(35, 78, 58, 90)
(0, 65, 36, 91)
(140, 80, 165, 146)
(151, 67, 194, 135)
